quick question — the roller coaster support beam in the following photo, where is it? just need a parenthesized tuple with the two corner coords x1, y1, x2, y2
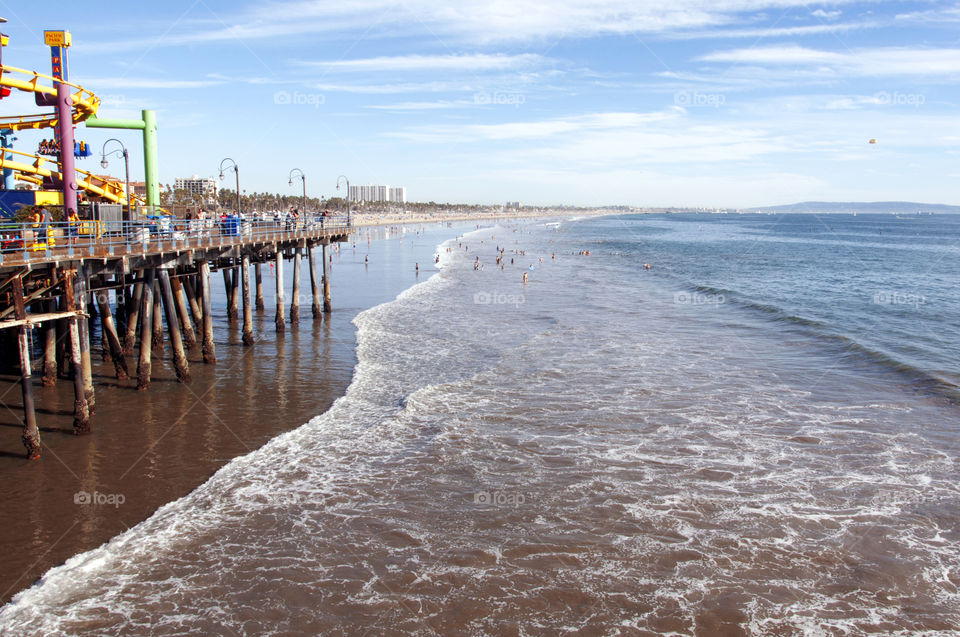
(86, 110, 159, 211)
(56, 82, 78, 216)
(0, 130, 15, 190)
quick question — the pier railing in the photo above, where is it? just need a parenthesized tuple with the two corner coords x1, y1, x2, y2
(0, 214, 351, 264)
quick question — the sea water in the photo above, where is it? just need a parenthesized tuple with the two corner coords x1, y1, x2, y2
(1, 213, 957, 635)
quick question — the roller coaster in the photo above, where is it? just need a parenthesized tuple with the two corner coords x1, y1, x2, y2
(0, 27, 146, 213)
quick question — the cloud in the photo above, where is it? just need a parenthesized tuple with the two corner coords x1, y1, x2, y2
(391, 110, 683, 143)
(298, 53, 546, 73)
(811, 9, 842, 20)
(698, 45, 960, 77)
(313, 81, 477, 94)
(365, 100, 465, 110)
(82, 77, 226, 89)
(664, 19, 874, 40)
(86, 0, 871, 50)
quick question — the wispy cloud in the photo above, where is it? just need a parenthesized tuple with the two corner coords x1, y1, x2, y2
(298, 53, 547, 73)
(365, 100, 466, 110)
(391, 110, 684, 143)
(82, 77, 226, 89)
(313, 81, 477, 94)
(698, 45, 960, 77)
(83, 0, 872, 51)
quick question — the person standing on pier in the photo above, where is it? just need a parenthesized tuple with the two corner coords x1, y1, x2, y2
(31, 206, 51, 245)
(66, 208, 79, 243)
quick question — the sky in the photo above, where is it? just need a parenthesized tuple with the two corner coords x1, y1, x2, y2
(1, 0, 960, 207)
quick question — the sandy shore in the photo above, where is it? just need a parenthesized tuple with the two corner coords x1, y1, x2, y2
(0, 220, 473, 605)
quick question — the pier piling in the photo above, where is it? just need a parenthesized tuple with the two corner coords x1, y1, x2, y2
(137, 269, 156, 391)
(77, 266, 95, 413)
(0, 216, 350, 457)
(41, 299, 57, 386)
(308, 244, 321, 319)
(199, 261, 216, 364)
(321, 243, 331, 313)
(224, 268, 238, 323)
(158, 269, 191, 383)
(290, 247, 301, 325)
(255, 263, 264, 311)
(12, 277, 40, 458)
(241, 255, 254, 346)
(151, 278, 164, 354)
(171, 276, 198, 350)
(183, 276, 203, 327)
(123, 279, 143, 356)
(275, 249, 285, 333)
(64, 271, 91, 432)
(95, 290, 129, 380)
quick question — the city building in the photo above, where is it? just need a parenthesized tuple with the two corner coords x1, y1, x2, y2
(388, 187, 406, 204)
(130, 181, 147, 198)
(505, 201, 523, 210)
(347, 184, 407, 204)
(174, 175, 219, 205)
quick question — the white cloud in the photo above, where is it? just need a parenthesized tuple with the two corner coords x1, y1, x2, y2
(698, 45, 960, 77)
(313, 81, 476, 94)
(365, 100, 465, 110)
(392, 110, 682, 143)
(82, 77, 225, 89)
(664, 19, 873, 40)
(811, 9, 842, 19)
(298, 53, 546, 73)
(87, 0, 872, 50)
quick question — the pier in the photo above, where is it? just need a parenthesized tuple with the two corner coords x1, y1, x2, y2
(0, 215, 351, 458)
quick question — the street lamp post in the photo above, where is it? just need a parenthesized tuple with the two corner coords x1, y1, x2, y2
(100, 138, 131, 221)
(336, 175, 350, 224)
(219, 158, 240, 216)
(335, 175, 350, 209)
(288, 168, 306, 216)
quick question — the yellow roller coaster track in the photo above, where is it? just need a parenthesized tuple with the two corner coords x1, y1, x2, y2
(0, 63, 99, 130)
(0, 63, 145, 205)
(0, 147, 140, 206)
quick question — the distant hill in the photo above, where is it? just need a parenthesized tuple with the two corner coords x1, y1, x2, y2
(744, 201, 960, 214)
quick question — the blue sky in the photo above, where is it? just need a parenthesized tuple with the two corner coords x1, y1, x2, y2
(2, 1, 960, 207)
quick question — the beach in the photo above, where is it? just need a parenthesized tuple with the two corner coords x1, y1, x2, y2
(0, 213, 958, 635)
(0, 221, 476, 606)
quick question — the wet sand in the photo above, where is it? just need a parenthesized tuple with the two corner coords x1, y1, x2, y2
(0, 223, 455, 604)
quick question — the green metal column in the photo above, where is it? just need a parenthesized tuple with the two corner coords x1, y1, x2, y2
(141, 110, 158, 209)
(86, 109, 159, 212)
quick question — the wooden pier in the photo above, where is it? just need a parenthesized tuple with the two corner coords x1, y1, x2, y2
(0, 218, 351, 458)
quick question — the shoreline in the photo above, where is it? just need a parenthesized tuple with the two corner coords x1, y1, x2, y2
(0, 220, 478, 605)
(347, 208, 620, 228)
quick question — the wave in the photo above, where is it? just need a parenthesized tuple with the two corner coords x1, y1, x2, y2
(679, 282, 959, 401)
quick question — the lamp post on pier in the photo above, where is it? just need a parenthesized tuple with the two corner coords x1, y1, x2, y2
(288, 168, 306, 216)
(100, 138, 131, 221)
(219, 158, 240, 216)
(336, 175, 350, 224)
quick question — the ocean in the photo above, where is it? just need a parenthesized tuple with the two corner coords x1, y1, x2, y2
(0, 213, 957, 635)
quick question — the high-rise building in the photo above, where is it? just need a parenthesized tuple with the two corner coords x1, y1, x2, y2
(388, 187, 406, 204)
(174, 175, 219, 205)
(347, 183, 407, 203)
